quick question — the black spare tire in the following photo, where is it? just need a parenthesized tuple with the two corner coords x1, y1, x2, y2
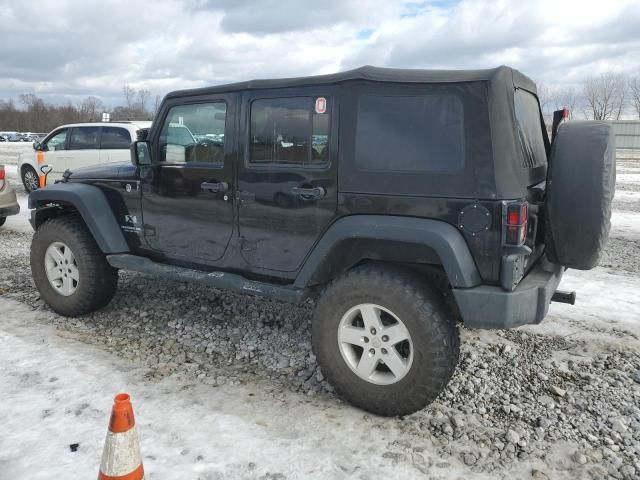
(545, 121, 616, 269)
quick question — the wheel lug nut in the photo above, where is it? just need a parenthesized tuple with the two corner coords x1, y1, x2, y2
(363, 337, 369, 343)
(369, 348, 375, 355)
(381, 348, 388, 354)
(382, 335, 389, 342)
(370, 328, 376, 335)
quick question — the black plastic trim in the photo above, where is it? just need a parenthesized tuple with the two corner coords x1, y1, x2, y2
(295, 215, 482, 288)
(452, 256, 563, 329)
(28, 183, 129, 253)
(107, 254, 307, 303)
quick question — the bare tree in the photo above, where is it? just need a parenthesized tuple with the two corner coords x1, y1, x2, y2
(122, 85, 136, 109)
(536, 81, 552, 116)
(583, 73, 627, 120)
(78, 96, 104, 122)
(629, 75, 640, 119)
(136, 89, 151, 113)
(551, 86, 581, 119)
(153, 94, 162, 116)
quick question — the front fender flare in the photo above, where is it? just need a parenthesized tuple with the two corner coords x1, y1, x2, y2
(29, 183, 129, 253)
(294, 215, 482, 288)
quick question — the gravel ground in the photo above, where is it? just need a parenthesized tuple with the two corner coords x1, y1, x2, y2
(1, 158, 640, 479)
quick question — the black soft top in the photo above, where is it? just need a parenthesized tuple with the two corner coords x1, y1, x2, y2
(166, 65, 537, 98)
(165, 66, 544, 199)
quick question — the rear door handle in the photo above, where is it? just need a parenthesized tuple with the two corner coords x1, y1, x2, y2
(291, 186, 326, 199)
(201, 181, 228, 193)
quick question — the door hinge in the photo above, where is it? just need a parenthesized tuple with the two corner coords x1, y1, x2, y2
(143, 225, 156, 236)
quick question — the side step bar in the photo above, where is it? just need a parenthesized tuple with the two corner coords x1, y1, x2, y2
(106, 254, 307, 304)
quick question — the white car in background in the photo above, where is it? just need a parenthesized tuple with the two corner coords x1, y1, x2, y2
(18, 121, 151, 192)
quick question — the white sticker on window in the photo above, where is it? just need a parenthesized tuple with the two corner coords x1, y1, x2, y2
(166, 144, 186, 163)
(315, 97, 327, 114)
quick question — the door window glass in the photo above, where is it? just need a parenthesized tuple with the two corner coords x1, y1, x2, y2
(249, 97, 330, 167)
(159, 102, 226, 164)
(69, 127, 100, 150)
(44, 129, 67, 151)
(100, 127, 131, 149)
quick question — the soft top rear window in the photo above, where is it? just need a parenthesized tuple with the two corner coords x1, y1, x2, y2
(514, 89, 547, 169)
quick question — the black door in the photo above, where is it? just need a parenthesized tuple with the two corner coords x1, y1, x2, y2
(140, 97, 235, 262)
(237, 90, 338, 272)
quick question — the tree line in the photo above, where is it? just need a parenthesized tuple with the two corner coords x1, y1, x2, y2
(536, 72, 640, 122)
(0, 86, 162, 133)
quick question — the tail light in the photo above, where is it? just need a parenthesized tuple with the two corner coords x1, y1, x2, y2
(0, 166, 5, 190)
(504, 201, 528, 246)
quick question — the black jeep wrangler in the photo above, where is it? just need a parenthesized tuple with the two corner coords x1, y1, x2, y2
(28, 66, 615, 416)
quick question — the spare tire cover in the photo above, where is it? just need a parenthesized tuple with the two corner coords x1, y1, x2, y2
(545, 121, 616, 270)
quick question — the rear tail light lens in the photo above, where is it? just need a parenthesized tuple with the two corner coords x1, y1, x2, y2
(505, 202, 528, 246)
(0, 167, 5, 190)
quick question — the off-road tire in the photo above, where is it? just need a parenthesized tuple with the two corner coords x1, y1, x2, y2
(22, 165, 39, 193)
(312, 265, 460, 416)
(30, 216, 118, 316)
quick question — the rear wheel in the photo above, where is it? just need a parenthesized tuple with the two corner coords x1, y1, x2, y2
(22, 165, 39, 193)
(312, 266, 459, 416)
(30, 216, 118, 316)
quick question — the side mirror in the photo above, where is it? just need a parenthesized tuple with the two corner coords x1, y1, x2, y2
(33, 141, 42, 151)
(131, 141, 151, 166)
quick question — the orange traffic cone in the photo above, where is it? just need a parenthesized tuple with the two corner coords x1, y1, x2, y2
(98, 393, 144, 480)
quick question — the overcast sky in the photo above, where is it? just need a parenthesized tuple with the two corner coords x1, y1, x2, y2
(1, 0, 639, 107)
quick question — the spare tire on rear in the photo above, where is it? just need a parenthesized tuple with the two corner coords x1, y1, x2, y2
(544, 121, 616, 270)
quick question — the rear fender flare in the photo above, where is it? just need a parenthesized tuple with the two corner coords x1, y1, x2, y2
(294, 215, 482, 289)
(28, 183, 129, 253)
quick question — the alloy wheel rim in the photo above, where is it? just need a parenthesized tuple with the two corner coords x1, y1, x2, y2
(44, 242, 79, 296)
(337, 303, 413, 385)
(24, 169, 38, 190)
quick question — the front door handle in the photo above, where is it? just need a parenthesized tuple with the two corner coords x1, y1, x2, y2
(291, 186, 326, 199)
(201, 181, 228, 193)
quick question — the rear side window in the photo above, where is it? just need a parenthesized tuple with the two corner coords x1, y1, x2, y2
(249, 97, 330, 167)
(69, 127, 100, 150)
(100, 127, 131, 149)
(514, 90, 547, 168)
(355, 94, 464, 173)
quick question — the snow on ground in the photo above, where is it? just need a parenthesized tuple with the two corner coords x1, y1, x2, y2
(1, 147, 639, 480)
(2, 298, 462, 480)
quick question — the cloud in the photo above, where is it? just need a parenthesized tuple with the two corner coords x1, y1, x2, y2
(0, 0, 638, 107)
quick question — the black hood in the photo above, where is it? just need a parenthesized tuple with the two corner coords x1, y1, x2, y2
(67, 162, 132, 181)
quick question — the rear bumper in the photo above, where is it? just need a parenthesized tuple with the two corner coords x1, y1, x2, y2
(452, 256, 564, 329)
(0, 186, 20, 217)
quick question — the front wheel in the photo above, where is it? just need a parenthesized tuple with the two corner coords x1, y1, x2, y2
(312, 266, 459, 416)
(30, 216, 119, 316)
(22, 165, 39, 193)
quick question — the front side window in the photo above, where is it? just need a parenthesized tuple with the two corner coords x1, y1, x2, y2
(44, 129, 68, 151)
(100, 127, 131, 149)
(249, 97, 330, 167)
(69, 127, 100, 150)
(159, 102, 227, 164)
(354, 94, 465, 173)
